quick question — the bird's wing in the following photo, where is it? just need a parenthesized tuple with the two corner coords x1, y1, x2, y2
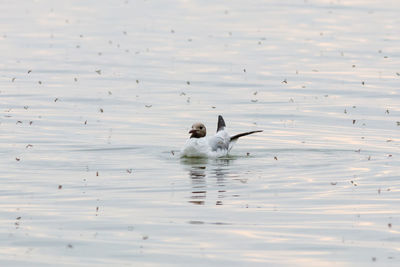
(217, 115, 226, 132)
(208, 130, 230, 151)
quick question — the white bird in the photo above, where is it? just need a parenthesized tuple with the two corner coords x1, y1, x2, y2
(180, 115, 262, 158)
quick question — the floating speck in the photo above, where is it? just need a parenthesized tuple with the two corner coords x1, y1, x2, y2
(16, 121, 22, 124)
(142, 235, 149, 240)
(136, 80, 139, 84)
(28, 70, 32, 74)
(330, 182, 337, 185)
(58, 185, 62, 189)
(274, 156, 278, 160)
(11, 77, 16, 82)
(361, 81, 365, 85)
(186, 81, 190, 85)
(26, 144, 33, 148)
(15, 157, 20, 161)
(54, 98, 58, 102)
(126, 169, 133, 174)
(84, 120, 87, 125)
(170, 151, 175, 156)
(123, 31, 127, 35)
(99, 108, 104, 113)
(388, 223, 392, 228)
(171, 29, 175, 33)
(352, 119, 356, 124)
(38, 81, 42, 85)
(96, 171, 99, 176)
(108, 91, 112, 95)
(145, 105, 152, 108)
(95, 70, 101, 75)
(29, 121, 33, 125)
(386, 109, 390, 114)
(24, 106, 29, 110)
(282, 79, 287, 84)
(251, 99, 258, 103)
(66, 244, 73, 249)
(16, 217, 21, 220)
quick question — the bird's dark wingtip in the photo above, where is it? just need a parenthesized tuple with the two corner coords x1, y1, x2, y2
(217, 115, 226, 132)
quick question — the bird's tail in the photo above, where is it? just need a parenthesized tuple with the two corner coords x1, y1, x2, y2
(230, 130, 263, 142)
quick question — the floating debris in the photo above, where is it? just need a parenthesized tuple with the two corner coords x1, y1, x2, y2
(16, 121, 22, 124)
(58, 185, 62, 189)
(38, 81, 42, 85)
(66, 244, 73, 249)
(388, 223, 392, 228)
(145, 105, 152, 108)
(84, 120, 87, 125)
(15, 157, 20, 161)
(361, 81, 365, 85)
(186, 81, 190, 85)
(352, 119, 356, 124)
(282, 79, 287, 84)
(29, 121, 33, 125)
(95, 70, 101, 75)
(136, 80, 139, 84)
(74, 77, 78, 82)
(142, 235, 149, 240)
(251, 99, 258, 103)
(99, 108, 104, 113)
(126, 169, 133, 174)
(274, 156, 278, 160)
(26, 144, 33, 148)
(170, 151, 175, 156)
(386, 109, 390, 114)
(96, 171, 99, 176)
(54, 98, 59, 102)
(23, 106, 29, 110)
(11, 77, 16, 82)
(330, 182, 337, 185)
(28, 70, 32, 74)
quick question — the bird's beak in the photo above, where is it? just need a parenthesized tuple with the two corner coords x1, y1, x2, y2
(189, 129, 196, 134)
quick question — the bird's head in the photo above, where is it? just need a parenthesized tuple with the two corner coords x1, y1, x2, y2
(189, 122, 206, 138)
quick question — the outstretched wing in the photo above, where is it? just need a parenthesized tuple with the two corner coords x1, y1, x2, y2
(230, 130, 263, 141)
(217, 115, 226, 132)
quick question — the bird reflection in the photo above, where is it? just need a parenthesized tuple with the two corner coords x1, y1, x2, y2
(181, 157, 236, 205)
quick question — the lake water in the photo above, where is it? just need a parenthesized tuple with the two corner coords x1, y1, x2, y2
(1, 0, 399, 266)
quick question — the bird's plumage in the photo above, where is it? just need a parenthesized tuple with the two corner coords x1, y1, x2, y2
(180, 115, 262, 158)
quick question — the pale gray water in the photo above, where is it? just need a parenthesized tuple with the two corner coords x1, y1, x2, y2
(1, 0, 399, 266)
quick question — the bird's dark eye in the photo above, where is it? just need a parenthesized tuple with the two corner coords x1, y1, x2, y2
(200, 126, 203, 129)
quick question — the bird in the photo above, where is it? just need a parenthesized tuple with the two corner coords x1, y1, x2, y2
(180, 115, 262, 158)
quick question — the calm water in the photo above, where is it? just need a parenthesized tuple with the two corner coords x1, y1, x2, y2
(1, 0, 399, 266)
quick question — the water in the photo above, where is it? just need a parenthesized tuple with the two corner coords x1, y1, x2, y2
(1, 0, 399, 266)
